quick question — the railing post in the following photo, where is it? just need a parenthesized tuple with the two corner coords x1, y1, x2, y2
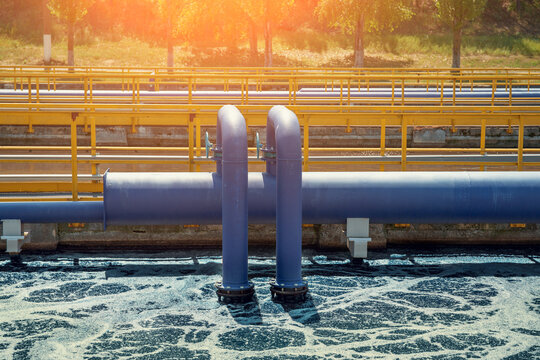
(380, 116, 386, 172)
(36, 77, 40, 104)
(240, 78, 245, 105)
(391, 79, 395, 106)
(245, 77, 249, 104)
(188, 113, 194, 172)
(452, 78, 456, 106)
(518, 115, 524, 171)
(347, 78, 351, 105)
(492, 79, 496, 106)
(339, 79, 343, 107)
(440, 79, 444, 107)
(71, 113, 79, 201)
(131, 77, 135, 104)
(188, 76, 193, 104)
(401, 78, 405, 106)
(90, 77, 93, 103)
(509, 78, 512, 106)
(480, 117, 486, 171)
(401, 115, 407, 171)
(303, 117, 309, 172)
(288, 78, 292, 105)
(84, 76, 88, 103)
(90, 116, 97, 177)
(27, 77, 31, 104)
(195, 116, 201, 172)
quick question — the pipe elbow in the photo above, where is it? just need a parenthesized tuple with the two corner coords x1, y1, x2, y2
(217, 105, 248, 162)
(267, 105, 301, 161)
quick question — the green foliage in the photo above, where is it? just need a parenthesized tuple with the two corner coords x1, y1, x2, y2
(170, 0, 293, 48)
(47, 0, 95, 24)
(435, 0, 487, 30)
(316, 0, 413, 34)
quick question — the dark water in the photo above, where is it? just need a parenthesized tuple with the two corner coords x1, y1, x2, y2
(0, 249, 539, 359)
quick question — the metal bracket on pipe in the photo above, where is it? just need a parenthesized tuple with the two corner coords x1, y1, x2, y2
(256, 132, 261, 159)
(212, 145, 222, 159)
(1, 219, 29, 255)
(205, 131, 213, 159)
(346, 218, 371, 259)
(261, 147, 276, 161)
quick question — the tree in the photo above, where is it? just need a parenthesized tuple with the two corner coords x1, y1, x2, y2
(175, 0, 293, 66)
(435, 0, 487, 68)
(260, 0, 294, 66)
(156, 0, 186, 68)
(47, 0, 95, 66)
(154, 0, 187, 68)
(316, 0, 412, 67)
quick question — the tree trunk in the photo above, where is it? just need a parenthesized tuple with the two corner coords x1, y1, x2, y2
(264, 0, 272, 67)
(166, 0, 173, 68)
(264, 19, 272, 67)
(452, 25, 461, 68)
(67, 20, 74, 67)
(249, 20, 257, 59)
(353, 13, 365, 68)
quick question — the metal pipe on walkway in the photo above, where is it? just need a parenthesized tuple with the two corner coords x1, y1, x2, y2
(265, 106, 306, 300)
(214, 105, 253, 301)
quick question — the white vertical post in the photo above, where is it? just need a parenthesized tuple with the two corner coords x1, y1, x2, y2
(346, 218, 371, 259)
(42, 0, 52, 65)
(43, 34, 52, 64)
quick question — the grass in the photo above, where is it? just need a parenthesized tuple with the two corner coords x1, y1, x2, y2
(0, 32, 538, 68)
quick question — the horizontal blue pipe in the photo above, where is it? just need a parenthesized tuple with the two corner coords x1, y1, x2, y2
(103, 171, 540, 225)
(3, 172, 539, 225)
(0, 201, 103, 223)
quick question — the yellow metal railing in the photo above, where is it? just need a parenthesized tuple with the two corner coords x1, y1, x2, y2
(1, 72, 539, 107)
(1, 103, 539, 201)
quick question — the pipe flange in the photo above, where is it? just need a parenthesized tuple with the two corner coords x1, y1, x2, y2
(215, 282, 255, 303)
(269, 280, 308, 303)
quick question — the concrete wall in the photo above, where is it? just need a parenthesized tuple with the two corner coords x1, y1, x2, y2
(1, 223, 539, 253)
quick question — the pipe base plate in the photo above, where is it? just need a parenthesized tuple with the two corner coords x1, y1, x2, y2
(270, 281, 309, 303)
(215, 282, 255, 303)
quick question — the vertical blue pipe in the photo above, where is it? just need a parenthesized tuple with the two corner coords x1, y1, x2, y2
(267, 106, 306, 291)
(215, 105, 251, 292)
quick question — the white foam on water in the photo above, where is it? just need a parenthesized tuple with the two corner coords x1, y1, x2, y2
(0, 253, 538, 359)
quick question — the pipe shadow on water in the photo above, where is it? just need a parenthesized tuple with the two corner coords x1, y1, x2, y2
(278, 294, 321, 325)
(225, 294, 263, 325)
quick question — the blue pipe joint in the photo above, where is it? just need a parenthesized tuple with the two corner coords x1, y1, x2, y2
(215, 281, 255, 303)
(270, 279, 308, 303)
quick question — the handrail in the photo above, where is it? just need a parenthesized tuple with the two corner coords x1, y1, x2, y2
(2, 70, 538, 107)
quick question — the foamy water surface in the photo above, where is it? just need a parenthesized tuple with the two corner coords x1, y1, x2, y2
(0, 248, 539, 359)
